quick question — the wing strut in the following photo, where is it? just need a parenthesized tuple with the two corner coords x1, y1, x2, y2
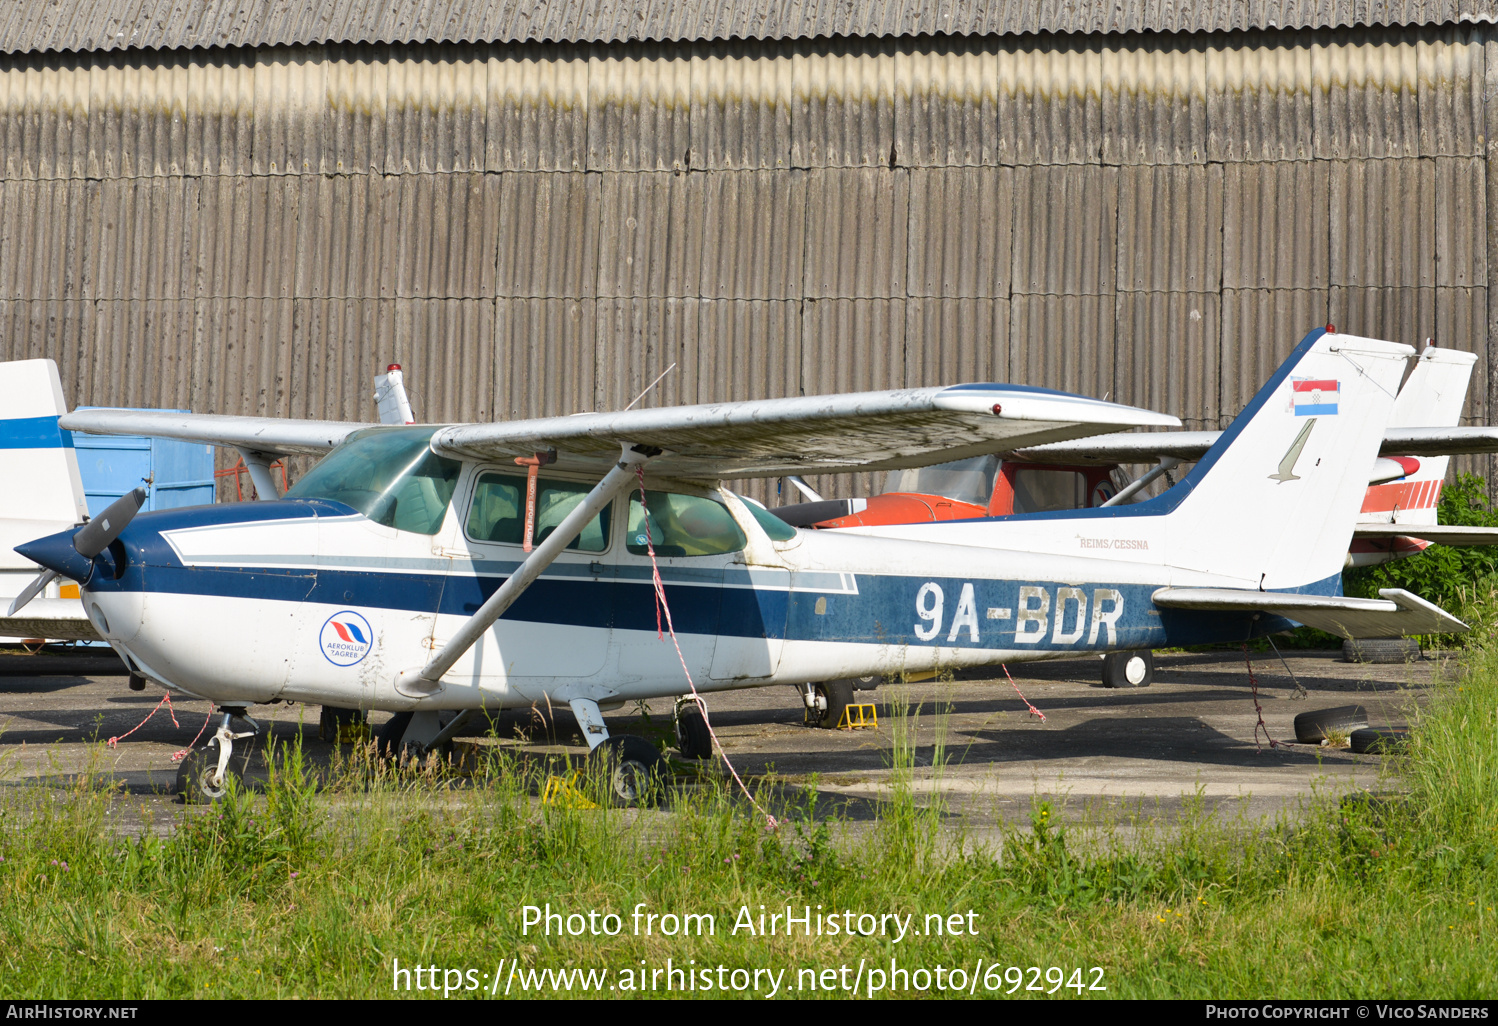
(235, 448, 282, 500)
(394, 443, 658, 697)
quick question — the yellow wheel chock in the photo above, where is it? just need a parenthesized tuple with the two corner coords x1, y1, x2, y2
(836, 703, 878, 730)
(541, 771, 600, 810)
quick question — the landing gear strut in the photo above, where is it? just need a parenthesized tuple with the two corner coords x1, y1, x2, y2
(176, 707, 260, 803)
(802, 680, 854, 729)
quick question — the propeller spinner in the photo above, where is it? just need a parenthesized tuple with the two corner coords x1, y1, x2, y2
(8, 487, 147, 616)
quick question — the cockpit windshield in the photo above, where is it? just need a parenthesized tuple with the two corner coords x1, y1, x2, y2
(285, 426, 462, 535)
(881, 455, 1000, 508)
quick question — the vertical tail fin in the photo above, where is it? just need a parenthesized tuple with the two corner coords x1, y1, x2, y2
(1161, 330, 1412, 590)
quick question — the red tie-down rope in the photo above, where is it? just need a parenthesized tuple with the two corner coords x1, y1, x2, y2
(1001, 664, 1047, 721)
(1243, 643, 1280, 751)
(107, 690, 215, 762)
(107, 691, 180, 747)
(634, 467, 778, 830)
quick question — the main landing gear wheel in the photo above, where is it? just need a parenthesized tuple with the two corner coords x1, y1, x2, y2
(376, 711, 415, 761)
(674, 701, 713, 760)
(176, 709, 259, 804)
(375, 711, 459, 765)
(319, 705, 369, 743)
(592, 735, 669, 807)
(809, 679, 855, 728)
(1101, 650, 1154, 688)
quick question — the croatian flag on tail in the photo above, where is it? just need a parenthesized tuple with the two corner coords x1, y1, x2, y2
(1292, 379, 1339, 416)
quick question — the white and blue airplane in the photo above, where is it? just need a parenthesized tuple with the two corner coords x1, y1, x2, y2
(5, 328, 1468, 803)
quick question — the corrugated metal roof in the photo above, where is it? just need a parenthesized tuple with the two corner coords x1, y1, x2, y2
(2, 0, 1495, 57)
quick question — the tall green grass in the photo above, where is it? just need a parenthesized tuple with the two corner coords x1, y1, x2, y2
(0, 655, 1495, 998)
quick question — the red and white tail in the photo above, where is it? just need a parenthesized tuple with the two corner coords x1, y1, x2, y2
(1369, 345, 1474, 528)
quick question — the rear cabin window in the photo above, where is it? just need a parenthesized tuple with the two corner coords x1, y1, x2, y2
(1011, 468, 1088, 514)
(882, 455, 999, 508)
(465, 472, 612, 552)
(627, 491, 747, 557)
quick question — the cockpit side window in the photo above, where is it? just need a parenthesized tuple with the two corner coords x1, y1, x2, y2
(285, 427, 461, 535)
(465, 472, 611, 552)
(626, 490, 747, 557)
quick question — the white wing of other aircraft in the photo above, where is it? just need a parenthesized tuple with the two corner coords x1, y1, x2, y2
(1012, 344, 1498, 553)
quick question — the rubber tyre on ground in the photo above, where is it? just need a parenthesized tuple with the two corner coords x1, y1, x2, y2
(1101, 650, 1154, 688)
(1293, 704, 1369, 744)
(592, 735, 669, 806)
(1351, 726, 1410, 754)
(675, 704, 712, 759)
(1341, 637, 1422, 664)
(176, 736, 253, 804)
(811, 679, 855, 728)
(318, 705, 367, 742)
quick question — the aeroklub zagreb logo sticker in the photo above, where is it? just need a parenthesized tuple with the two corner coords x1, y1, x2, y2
(320, 611, 374, 666)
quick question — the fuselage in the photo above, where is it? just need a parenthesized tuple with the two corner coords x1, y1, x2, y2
(64, 465, 1301, 713)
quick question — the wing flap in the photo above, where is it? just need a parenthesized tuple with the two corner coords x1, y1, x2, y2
(1152, 586, 1466, 639)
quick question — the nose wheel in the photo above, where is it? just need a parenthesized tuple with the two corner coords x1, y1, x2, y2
(176, 708, 259, 803)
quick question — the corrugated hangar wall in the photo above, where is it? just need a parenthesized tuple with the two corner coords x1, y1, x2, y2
(0, 24, 1492, 498)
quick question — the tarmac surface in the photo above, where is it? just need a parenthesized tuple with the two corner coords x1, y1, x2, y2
(0, 645, 1444, 839)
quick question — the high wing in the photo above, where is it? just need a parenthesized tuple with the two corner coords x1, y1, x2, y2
(1152, 587, 1467, 639)
(1015, 425, 1498, 465)
(61, 386, 1181, 479)
(57, 410, 372, 457)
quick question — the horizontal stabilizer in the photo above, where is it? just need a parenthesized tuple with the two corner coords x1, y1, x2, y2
(1353, 524, 1498, 547)
(1152, 587, 1466, 639)
(0, 597, 100, 642)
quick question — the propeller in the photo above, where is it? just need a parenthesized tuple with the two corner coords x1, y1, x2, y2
(7, 569, 58, 617)
(71, 487, 148, 559)
(6, 487, 147, 617)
